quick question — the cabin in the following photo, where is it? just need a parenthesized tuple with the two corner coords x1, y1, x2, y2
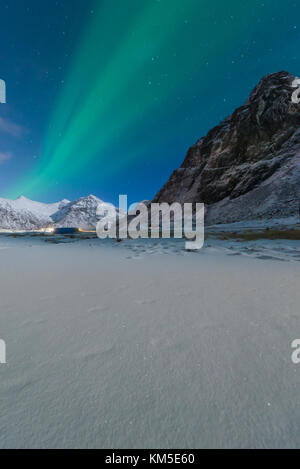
(54, 227, 80, 235)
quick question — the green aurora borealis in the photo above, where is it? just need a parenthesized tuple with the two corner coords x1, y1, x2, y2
(2, 0, 299, 202)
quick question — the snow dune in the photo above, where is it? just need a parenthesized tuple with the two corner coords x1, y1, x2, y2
(0, 237, 299, 448)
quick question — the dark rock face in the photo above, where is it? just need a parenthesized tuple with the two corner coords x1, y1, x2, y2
(153, 71, 300, 223)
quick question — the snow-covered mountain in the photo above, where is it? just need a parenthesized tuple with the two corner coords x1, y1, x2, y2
(154, 71, 300, 224)
(0, 195, 117, 231)
(52, 195, 118, 231)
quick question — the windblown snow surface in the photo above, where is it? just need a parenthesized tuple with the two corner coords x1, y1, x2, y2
(0, 234, 299, 449)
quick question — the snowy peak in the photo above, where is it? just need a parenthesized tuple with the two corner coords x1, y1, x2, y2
(52, 195, 118, 230)
(52, 195, 103, 230)
(0, 195, 114, 231)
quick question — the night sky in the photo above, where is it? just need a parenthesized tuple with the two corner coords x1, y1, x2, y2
(0, 0, 299, 205)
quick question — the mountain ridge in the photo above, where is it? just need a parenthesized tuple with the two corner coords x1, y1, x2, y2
(0, 195, 115, 231)
(153, 71, 300, 224)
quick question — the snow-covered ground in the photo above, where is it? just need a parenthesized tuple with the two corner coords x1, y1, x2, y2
(206, 216, 300, 232)
(0, 235, 299, 448)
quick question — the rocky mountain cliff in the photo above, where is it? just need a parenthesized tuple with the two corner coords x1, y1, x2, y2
(154, 71, 300, 224)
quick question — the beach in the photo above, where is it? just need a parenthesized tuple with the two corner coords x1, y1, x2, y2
(0, 235, 299, 448)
